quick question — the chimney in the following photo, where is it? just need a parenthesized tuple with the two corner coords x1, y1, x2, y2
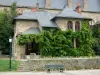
(68, 0, 73, 8)
(32, 3, 39, 12)
(36, 3, 39, 11)
(45, 0, 51, 8)
(32, 8, 37, 12)
(84, 0, 88, 11)
(76, 2, 82, 14)
(17, 8, 23, 15)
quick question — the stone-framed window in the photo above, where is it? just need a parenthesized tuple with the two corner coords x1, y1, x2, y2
(67, 21, 73, 30)
(75, 21, 80, 31)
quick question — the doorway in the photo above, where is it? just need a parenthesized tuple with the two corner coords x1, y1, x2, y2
(25, 41, 39, 55)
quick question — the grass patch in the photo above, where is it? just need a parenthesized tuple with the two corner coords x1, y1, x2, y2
(0, 60, 19, 72)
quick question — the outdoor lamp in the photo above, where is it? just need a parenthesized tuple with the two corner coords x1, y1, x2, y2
(9, 37, 12, 43)
(9, 37, 12, 71)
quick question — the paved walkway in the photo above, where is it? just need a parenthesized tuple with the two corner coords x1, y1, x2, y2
(0, 70, 100, 75)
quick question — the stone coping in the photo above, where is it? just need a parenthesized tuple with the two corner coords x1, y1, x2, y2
(23, 56, 100, 61)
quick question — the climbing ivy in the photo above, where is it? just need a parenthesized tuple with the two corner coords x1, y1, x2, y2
(74, 20, 95, 56)
(92, 24, 100, 55)
(17, 20, 95, 57)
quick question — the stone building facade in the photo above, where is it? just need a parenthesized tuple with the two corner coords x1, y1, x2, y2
(0, 0, 99, 59)
(13, 3, 91, 60)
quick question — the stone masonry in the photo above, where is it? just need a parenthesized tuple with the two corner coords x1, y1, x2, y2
(56, 18, 82, 31)
(83, 0, 88, 11)
(68, 0, 73, 8)
(18, 57, 100, 71)
(45, 0, 51, 8)
(82, 12, 100, 25)
(13, 20, 40, 59)
(10, 0, 100, 59)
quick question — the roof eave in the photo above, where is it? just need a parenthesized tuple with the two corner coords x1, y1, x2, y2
(41, 26, 58, 28)
(14, 18, 37, 21)
(52, 16, 92, 20)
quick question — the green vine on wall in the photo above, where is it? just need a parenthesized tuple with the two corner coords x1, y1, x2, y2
(17, 20, 95, 57)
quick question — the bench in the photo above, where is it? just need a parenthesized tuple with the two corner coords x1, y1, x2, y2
(45, 64, 64, 73)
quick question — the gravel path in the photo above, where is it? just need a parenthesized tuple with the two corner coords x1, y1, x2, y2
(0, 70, 100, 75)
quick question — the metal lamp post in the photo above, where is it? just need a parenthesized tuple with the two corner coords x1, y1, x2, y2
(9, 37, 12, 71)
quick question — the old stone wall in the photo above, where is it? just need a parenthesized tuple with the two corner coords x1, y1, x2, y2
(22, 57, 100, 71)
(15, 20, 39, 36)
(68, 0, 73, 8)
(56, 18, 82, 31)
(45, 0, 51, 8)
(13, 20, 39, 59)
(82, 12, 100, 25)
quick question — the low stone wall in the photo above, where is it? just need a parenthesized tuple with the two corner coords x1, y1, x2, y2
(25, 57, 100, 71)
(0, 55, 9, 59)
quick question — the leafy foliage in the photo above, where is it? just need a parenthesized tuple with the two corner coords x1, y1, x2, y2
(18, 21, 95, 57)
(74, 21, 95, 56)
(0, 2, 17, 54)
(92, 24, 100, 55)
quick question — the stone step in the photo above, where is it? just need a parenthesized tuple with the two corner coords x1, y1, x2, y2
(18, 61, 30, 72)
(19, 65, 29, 67)
(18, 70, 30, 72)
(18, 66, 30, 68)
(18, 67, 29, 69)
(18, 68, 30, 70)
(19, 62, 27, 64)
(18, 68, 30, 72)
(19, 64, 28, 66)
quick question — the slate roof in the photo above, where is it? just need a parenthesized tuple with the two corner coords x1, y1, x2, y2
(88, 0, 100, 12)
(56, 6, 89, 19)
(16, 0, 45, 8)
(22, 27, 40, 34)
(50, 0, 67, 9)
(0, 0, 45, 8)
(73, 0, 100, 12)
(15, 11, 58, 28)
(0, 0, 12, 6)
(0, 0, 100, 12)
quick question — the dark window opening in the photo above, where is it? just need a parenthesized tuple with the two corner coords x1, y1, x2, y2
(76, 38, 79, 48)
(67, 21, 73, 30)
(75, 21, 80, 31)
(25, 41, 39, 55)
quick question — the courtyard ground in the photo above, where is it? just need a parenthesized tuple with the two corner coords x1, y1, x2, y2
(0, 69, 100, 75)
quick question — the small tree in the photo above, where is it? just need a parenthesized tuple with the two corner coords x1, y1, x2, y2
(0, 2, 17, 54)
